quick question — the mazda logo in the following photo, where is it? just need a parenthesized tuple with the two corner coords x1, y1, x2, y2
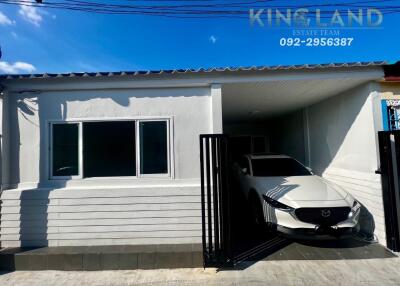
(321, 209, 331, 218)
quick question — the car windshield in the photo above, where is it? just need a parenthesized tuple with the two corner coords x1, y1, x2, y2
(251, 158, 312, 177)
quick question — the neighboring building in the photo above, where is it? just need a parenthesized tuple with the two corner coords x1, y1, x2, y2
(380, 64, 400, 131)
(0, 61, 398, 248)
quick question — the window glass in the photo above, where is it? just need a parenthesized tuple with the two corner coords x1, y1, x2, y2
(251, 158, 311, 177)
(52, 123, 79, 176)
(83, 121, 136, 177)
(139, 121, 168, 174)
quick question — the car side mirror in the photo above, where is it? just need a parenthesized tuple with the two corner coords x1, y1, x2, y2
(241, 168, 248, 175)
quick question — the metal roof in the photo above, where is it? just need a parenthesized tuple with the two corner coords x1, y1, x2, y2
(0, 61, 388, 80)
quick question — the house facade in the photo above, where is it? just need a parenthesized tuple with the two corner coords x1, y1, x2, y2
(0, 62, 399, 248)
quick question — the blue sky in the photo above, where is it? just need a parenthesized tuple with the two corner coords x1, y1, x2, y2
(0, 0, 400, 74)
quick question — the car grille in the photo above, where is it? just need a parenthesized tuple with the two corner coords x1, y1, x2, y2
(294, 207, 351, 226)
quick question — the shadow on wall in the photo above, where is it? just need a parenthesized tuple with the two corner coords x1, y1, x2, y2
(13, 94, 56, 247)
(19, 189, 51, 247)
(305, 84, 373, 176)
(303, 85, 378, 241)
(11, 91, 131, 247)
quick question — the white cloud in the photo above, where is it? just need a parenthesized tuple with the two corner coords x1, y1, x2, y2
(0, 61, 36, 74)
(19, 4, 42, 26)
(0, 11, 13, 25)
(209, 35, 217, 44)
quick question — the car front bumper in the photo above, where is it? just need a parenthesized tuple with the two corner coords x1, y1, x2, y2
(264, 203, 361, 239)
(277, 224, 360, 240)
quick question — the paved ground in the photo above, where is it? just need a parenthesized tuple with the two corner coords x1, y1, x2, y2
(1, 257, 400, 286)
(1, 238, 398, 285)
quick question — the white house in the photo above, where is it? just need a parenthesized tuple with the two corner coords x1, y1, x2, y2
(0, 61, 398, 249)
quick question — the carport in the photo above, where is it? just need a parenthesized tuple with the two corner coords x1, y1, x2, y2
(200, 65, 386, 266)
(222, 74, 380, 169)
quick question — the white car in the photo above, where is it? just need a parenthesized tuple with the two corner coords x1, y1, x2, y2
(233, 154, 361, 239)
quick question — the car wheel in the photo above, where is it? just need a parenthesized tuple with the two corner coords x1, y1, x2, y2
(250, 195, 267, 229)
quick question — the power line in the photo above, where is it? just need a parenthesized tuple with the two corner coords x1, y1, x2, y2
(1, 0, 399, 19)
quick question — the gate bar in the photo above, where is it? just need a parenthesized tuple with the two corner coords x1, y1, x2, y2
(199, 136, 206, 266)
(205, 138, 213, 257)
(378, 131, 400, 251)
(199, 134, 233, 266)
(211, 139, 220, 261)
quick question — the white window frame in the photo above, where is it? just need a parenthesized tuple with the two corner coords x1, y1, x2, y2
(137, 119, 171, 178)
(48, 117, 173, 180)
(49, 121, 83, 180)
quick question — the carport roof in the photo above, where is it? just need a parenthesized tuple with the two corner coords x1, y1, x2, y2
(0, 61, 389, 80)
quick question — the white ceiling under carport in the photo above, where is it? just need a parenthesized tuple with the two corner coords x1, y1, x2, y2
(222, 77, 374, 122)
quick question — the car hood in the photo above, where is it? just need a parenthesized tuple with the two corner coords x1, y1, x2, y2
(254, 175, 351, 208)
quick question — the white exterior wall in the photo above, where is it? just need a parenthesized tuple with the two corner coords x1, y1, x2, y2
(305, 82, 385, 243)
(1, 83, 213, 247)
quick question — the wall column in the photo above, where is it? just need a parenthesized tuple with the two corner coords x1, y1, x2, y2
(0, 87, 9, 191)
(0, 88, 4, 190)
(211, 84, 223, 133)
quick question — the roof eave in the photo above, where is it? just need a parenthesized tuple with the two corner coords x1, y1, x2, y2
(0, 61, 388, 80)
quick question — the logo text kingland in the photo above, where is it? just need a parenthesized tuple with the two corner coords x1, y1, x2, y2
(249, 8, 383, 28)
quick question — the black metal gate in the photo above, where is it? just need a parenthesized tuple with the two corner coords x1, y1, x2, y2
(199, 134, 233, 267)
(378, 130, 400, 251)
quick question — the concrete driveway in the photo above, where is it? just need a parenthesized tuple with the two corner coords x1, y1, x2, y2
(1, 237, 399, 285)
(1, 257, 400, 286)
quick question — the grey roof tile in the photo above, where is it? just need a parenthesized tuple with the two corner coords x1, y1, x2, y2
(0, 61, 388, 80)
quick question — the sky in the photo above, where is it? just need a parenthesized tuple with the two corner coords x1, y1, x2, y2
(0, 0, 400, 74)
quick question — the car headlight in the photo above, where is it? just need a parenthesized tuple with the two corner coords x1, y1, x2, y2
(262, 195, 294, 212)
(348, 200, 361, 219)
